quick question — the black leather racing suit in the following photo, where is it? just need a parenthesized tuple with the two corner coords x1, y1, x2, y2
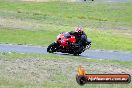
(69, 31, 87, 47)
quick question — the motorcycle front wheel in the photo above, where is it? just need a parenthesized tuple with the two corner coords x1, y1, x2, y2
(47, 42, 58, 53)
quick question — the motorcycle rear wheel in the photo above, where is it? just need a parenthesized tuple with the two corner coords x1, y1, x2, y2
(73, 53, 80, 56)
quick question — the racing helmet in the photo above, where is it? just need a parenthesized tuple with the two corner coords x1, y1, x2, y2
(74, 26, 83, 34)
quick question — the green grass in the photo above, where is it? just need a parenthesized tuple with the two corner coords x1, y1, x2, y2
(0, 1, 132, 28)
(0, 28, 58, 46)
(1, 52, 132, 66)
(0, 0, 132, 52)
(0, 52, 132, 88)
(0, 28, 132, 52)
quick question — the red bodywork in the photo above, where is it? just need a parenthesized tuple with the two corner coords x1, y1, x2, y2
(57, 32, 76, 47)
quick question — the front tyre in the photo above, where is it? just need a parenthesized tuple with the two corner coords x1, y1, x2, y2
(47, 42, 58, 53)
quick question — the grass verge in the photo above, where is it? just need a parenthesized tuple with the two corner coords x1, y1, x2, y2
(0, 52, 132, 88)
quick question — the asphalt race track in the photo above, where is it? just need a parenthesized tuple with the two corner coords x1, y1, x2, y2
(0, 44, 132, 62)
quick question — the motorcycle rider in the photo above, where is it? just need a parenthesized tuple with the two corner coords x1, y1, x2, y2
(69, 26, 87, 48)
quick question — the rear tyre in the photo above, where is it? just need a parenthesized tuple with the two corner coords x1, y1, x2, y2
(73, 53, 80, 56)
(73, 47, 83, 56)
(47, 42, 58, 53)
(74, 54, 79, 56)
(73, 51, 82, 56)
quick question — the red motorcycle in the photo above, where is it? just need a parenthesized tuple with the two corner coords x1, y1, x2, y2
(47, 32, 91, 55)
